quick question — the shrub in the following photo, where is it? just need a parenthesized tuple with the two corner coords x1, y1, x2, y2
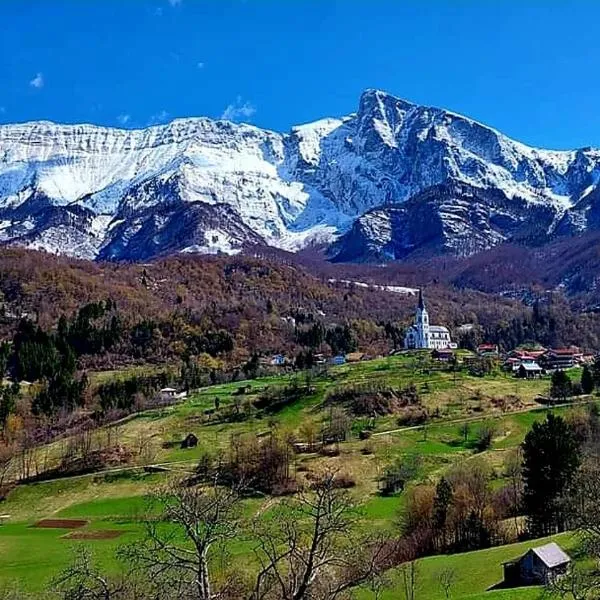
(475, 421, 498, 451)
(326, 383, 420, 417)
(396, 407, 429, 427)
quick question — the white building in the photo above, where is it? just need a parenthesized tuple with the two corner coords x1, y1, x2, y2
(404, 290, 456, 350)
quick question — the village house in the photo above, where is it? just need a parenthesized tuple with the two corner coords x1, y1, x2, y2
(431, 348, 455, 362)
(477, 343, 499, 357)
(502, 542, 571, 587)
(404, 290, 457, 350)
(503, 350, 544, 373)
(159, 387, 178, 402)
(270, 354, 286, 366)
(517, 362, 544, 379)
(313, 353, 327, 365)
(540, 348, 579, 370)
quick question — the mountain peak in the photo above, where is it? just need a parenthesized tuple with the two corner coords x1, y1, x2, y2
(1, 91, 600, 263)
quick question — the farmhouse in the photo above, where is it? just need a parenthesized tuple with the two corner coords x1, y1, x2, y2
(541, 348, 579, 370)
(477, 343, 499, 357)
(159, 387, 178, 401)
(404, 290, 456, 350)
(431, 348, 455, 362)
(270, 354, 286, 366)
(517, 362, 544, 379)
(502, 542, 571, 586)
(331, 355, 346, 365)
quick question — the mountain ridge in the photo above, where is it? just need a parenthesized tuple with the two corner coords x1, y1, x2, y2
(1, 89, 600, 262)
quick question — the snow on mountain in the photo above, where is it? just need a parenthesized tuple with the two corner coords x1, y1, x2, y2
(1, 89, 600, 261)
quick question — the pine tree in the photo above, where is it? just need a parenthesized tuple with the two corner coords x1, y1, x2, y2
(522, 413, 581, 536)
(433, 477, 453, 550)
(550, 370, 572, 402)
(581, 365, 595, 395)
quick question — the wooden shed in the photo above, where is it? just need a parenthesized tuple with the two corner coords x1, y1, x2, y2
(503, 542, 570, 586)
(180, 433, 198, 449)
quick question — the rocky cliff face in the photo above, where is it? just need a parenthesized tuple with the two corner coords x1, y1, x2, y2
(1, 90, 599, 261)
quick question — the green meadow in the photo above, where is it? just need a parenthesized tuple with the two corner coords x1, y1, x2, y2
(0, 352, 591, 597)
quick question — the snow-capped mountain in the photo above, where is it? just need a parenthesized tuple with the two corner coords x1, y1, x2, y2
(1, 89, 599, 261)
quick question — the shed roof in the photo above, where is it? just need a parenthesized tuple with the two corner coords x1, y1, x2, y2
(531, 543, 571, 568)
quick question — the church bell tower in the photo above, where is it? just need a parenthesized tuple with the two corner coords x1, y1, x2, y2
(415, 289, 430, 348)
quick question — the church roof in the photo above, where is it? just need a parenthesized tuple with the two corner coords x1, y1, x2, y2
(418, 289, 426, 310)
(430, 325, 449, 333)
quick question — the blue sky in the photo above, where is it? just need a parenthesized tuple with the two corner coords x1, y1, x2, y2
(1, 1, 599, 150)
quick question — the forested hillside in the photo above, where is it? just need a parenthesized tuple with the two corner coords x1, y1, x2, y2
(1, 249, 600, 366)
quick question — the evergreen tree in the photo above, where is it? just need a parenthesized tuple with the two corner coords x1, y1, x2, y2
(433, 477, 453, 549)
(592, 356, 600, 388)
(242, 354, 260, 379)
(0, 380, 19, 428)
(522, 413, 581, 536)
(581, 365, 595, 395)
(550, 370, 572, 402)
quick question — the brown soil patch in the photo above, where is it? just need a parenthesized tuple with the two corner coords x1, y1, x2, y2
(63, 530, 124, 540)
(34, 518, 88, 529)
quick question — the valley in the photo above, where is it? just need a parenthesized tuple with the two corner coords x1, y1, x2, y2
(0, 350, 594, 598)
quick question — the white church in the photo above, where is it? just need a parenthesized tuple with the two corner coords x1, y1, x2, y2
(404, 290, 457, 350)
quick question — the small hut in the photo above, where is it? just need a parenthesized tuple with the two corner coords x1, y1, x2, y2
(180, 433, 198, 449)
(503, 542, 571, 586)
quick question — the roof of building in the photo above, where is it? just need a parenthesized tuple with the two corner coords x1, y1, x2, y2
(531, 543, 571, 568)
(478, 343, 498, 350)
(418, 288, 426, 310)
(503, 542, 571, 568)
(160, 387, 177, 393)
(429, 325, 450, 333)
(547, 348, 576, 355)
(520, 362, 543, 371)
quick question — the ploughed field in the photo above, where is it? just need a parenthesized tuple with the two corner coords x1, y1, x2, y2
(0, 352, 589, 597)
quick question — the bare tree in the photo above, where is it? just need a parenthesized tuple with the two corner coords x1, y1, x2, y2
(399, 560, 419, 600)
(53, 547, 137, 600)
(251, 470, 391, 600)
(504, 448, 523, 537)
(0, 444, 15, 490)
(437, 566, 456, 600)
(545, 563, 600, 600)
(122, 478, 242, 600)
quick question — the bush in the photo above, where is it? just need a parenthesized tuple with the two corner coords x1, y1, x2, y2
(253, 379, 310, 413)
(475, 421, 498, 451)
(326, 383, 420, 417)
(396, 407, 429, 427)
(332, 472, 356, 489)
(380, 455, 421, 496)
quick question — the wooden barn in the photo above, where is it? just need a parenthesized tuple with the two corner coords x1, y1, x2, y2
(502, 542, 570, 586)
(180, 433, 198, 449)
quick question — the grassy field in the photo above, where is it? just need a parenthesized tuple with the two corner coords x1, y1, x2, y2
(0, 352, 590, 597)
(359, 532, 578, 600)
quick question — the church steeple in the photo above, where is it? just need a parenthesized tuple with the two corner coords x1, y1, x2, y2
(414, 288, 430, 348)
